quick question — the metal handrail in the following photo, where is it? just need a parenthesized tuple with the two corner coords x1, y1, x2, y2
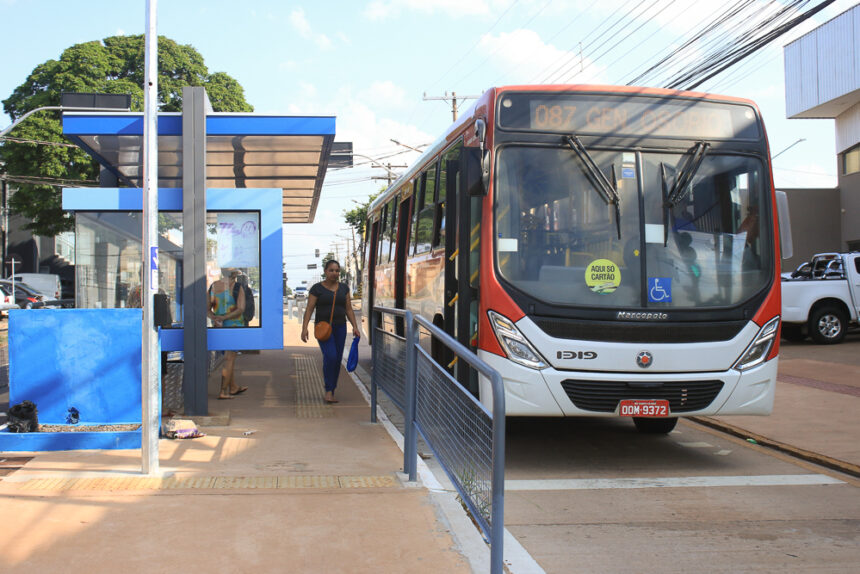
(370, 306, 505, 574)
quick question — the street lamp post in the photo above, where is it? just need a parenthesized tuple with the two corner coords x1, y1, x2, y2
(772, 138, 806, 160)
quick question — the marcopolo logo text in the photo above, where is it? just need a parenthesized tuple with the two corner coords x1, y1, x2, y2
(616, 311, 668, 320)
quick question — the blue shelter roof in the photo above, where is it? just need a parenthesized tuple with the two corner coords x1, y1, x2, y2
(63, 113, 336, 223)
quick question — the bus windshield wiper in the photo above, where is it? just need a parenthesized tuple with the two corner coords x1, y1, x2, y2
(660, 141, 709, 246)
(564, 135, 621, 239)
(664, 141, 710, 208)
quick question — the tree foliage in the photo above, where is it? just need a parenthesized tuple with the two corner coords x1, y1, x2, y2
(1, 35, 253, 236)
(342, 189, 382, 275)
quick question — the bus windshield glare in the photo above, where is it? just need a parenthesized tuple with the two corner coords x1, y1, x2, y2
(494, 145, 771, 309)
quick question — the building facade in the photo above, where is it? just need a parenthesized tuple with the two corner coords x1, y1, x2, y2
(784, 4, 860, 265)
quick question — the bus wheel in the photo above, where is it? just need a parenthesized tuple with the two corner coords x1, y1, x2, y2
(633, 417, 678, 434)
(808, 306, 847, 345)
(780, 323, 806, 342)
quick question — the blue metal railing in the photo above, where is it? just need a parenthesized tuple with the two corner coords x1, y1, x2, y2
(370, 306, 505, 574)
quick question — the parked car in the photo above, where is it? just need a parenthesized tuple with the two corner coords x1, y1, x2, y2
(0, 287, 19, 316)
(294, 286, 308, 300)
(781, 252, 860, 344)
(10, 273, 61, 300)
(0, 280, 46, 309)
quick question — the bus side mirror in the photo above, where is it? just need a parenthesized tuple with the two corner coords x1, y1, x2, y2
(471, 119, 490, 195)
(775, 190, 793, 260)
(465, 147, 486, 197)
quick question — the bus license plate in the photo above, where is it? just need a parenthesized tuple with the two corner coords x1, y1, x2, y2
(619, 399, 670, 417)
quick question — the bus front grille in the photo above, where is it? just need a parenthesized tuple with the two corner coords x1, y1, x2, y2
(560, 379, 725, 413)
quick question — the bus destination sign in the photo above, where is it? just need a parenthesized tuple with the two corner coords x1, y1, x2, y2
(498, 93, 760, 140)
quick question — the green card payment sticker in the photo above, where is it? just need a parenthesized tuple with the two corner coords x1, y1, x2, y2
(585, 259, 621, 294)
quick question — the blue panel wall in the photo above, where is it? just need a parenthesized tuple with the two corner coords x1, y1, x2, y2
(8, 309, 142, 424)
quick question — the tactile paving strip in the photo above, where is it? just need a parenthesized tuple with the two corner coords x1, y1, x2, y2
(295, 354, 334, 418)
(14, 474, 397, 492)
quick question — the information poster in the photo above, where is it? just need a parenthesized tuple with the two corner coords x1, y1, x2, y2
(216, 213, 259, 268)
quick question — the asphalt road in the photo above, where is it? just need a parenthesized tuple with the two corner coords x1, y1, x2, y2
(353, 312, 859, 573)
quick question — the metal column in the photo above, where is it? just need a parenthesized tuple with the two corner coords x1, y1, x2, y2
(182, 87, 210, 415)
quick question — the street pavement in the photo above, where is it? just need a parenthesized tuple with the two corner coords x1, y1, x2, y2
(0, 314, 857, 573)
(0, 316, 475, 574)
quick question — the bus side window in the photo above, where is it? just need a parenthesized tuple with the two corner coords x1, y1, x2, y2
(365, 217, 374, 269)
(378, 204, 389, 265)
(415, 163, 438, 254)
(411, 176, 425, 255)
(388, 196, 398, 263)
(435, 144, 462, 249)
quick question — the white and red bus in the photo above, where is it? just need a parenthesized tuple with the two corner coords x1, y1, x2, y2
(363, 85, 788, 433)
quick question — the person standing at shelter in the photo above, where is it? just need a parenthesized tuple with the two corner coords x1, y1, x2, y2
(208, 268, 248, 400)
(300, 260, 360, 403)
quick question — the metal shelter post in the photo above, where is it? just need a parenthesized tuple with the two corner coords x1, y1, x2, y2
(141, 0, 160, 475)
(182, 87, 210, 415)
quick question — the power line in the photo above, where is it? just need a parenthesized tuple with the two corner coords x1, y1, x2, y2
(535, 0, 640, 85)
(564, 0, 679, 85)
(546, 0, 662, 85)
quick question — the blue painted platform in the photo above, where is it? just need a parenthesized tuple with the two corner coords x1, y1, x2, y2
(0, 430, 141, 451)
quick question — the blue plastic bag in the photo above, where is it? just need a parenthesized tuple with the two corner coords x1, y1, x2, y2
(346, 335, 360, 372)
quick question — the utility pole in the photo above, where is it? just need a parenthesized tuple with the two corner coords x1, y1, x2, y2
(1, 177, 7, 270)
(423, 91, 481, 122)
(371, 162, 407, 187)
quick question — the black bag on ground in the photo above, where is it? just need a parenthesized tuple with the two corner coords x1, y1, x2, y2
(8, 400, 39, 433)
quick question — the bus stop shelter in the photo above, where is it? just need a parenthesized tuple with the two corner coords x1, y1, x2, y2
(60, 87, 337, 415)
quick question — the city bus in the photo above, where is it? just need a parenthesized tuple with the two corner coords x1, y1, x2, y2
(362, 85, 789, 433)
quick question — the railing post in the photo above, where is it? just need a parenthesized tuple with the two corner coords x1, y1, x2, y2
(403, 310, 418, 481)
(490, 370, 506, 574)
(370, 308, 378, 423)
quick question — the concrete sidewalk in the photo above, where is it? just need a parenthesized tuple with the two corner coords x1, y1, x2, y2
(699, 334, 860, 476)
(0, 319, 474, 573)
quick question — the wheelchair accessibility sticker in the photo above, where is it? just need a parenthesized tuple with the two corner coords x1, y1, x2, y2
(585, 259, 621, 294)
(648, 277, 672, 303)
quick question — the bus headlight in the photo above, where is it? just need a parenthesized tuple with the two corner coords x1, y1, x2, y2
(488, 310, 547, 370)
(733, 316, 780, 371)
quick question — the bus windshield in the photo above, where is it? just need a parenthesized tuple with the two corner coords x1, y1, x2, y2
(494, 145, 771, 309)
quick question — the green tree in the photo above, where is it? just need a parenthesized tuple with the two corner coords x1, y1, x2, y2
(1, 35, 253, 236)
(342, 188, 382, 277)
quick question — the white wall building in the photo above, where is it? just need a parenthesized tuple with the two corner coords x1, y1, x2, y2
(784, 4, 860, 253)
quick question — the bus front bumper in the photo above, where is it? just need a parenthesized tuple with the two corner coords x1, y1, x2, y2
(478, 351, 777, 417)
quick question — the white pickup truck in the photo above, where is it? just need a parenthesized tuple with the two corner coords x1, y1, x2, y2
(781, 252, 860, 344)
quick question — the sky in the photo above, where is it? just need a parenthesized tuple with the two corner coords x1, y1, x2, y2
(0, 0, 854, 288)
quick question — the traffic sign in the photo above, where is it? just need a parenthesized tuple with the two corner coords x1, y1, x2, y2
(307, 264, 317, 269)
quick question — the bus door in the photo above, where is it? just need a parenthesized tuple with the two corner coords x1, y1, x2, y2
(456, 144, 483, 395)
(366, 218, 379, 335)
(442, 148, 460, 352)
(394, 194, 412, 335)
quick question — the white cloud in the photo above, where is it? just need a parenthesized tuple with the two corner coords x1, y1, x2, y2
(289, 8, 312, 37)
(289, 7, 334, 51)
(359, 81, 409, 110)
(478, 29, 609, 85)
(364, 0, 494, 21)
(299, 82, 317, 99)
